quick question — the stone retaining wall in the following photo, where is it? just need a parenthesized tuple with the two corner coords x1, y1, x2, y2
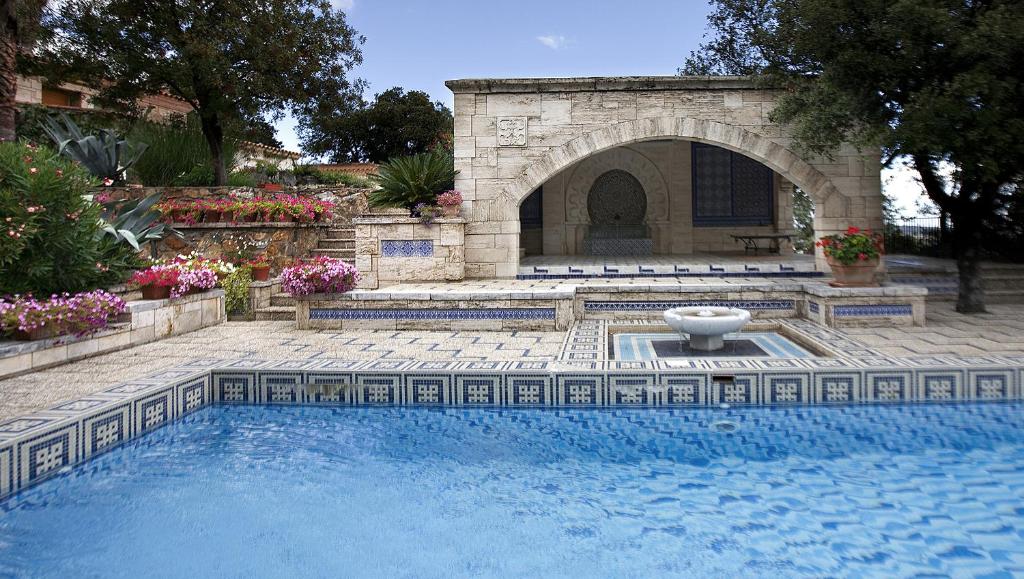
(0, 290, 225, 380)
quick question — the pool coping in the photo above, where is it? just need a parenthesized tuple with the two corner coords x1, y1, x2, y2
(1, 352, 1023, 501)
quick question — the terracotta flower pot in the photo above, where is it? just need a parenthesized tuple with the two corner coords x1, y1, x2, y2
(251, 265, 271, 281)
(221, 210, 235, 222)
(262, 183, 283, 192)
(441, 205, 460, 217)
(827, 256, 880, 287)
(203, 210, 221, 223)
(141, 284, 171, 300)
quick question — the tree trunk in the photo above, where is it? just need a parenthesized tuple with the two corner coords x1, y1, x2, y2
(198, 111, 227, 186)
(952, 211, 986, 314)
(0, 0, 18, 142)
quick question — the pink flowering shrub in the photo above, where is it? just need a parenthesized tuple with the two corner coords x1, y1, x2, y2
(171, 266, 218, 298)
(280, 257, 360, 296)
(435, 190, 463, 207)
(130, 262, 217, 298)
(0, 290, 127, 339)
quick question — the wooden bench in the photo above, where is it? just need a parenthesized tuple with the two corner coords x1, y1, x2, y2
(731, 234, 792, 255)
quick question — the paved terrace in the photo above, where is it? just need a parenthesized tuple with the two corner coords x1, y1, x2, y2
(1, 302, 1024, 421)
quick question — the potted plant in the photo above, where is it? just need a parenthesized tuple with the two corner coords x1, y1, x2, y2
(367, 150, 457, 216)
(280, 256, 360, 296)
(248, 255, 272, 281)
(131, 265, 180, 300)
(436, 190, 463, 217)
(817, 226, 883, 287)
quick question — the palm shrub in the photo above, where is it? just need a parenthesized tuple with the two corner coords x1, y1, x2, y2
(0, 142, 140, 295)
(367, 151, 457, 213)
(128, 117, 237, 186)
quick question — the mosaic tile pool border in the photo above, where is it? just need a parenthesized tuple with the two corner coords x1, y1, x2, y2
(2, 354, 1024, 500)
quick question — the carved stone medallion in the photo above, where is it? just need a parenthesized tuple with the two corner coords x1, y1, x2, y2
(497, 117, 527, 147)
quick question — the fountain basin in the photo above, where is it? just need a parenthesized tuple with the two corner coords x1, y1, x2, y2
(663, 306, 752, 351)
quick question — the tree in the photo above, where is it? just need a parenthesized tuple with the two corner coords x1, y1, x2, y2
(34, 0, 365, 184)
(1, 0, 45, 141)
(682, 0, 1024, 313)
(302, 87, 453, 163)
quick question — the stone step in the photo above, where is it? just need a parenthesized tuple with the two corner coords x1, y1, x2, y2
(270, 292, 295, 307)
(326, 228, 355, 240)
(250, 306, 295, 321)
(318, 239, 355, 250)
(310, 248, 356, 259)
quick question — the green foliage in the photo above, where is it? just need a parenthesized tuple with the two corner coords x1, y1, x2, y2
(41, 113, 147, 184)
(97, 192, 181, 251)
(293, 165, 373, 188)
(683, 0, 1024, 312)
(302, 87, 453, 163)
(16, 105, 135, 146)
(367, 151, 457, 211)
(37, 0, 365, 185)
(0, 142, 139, 295)
(222, 264, 253, 316)
(127, 117, 238, 187)
(819, 228, 883, 265)
(791, 187, 814, 254)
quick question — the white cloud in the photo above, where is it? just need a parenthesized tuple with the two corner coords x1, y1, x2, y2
(332, 0, 354, 10)
(536, 35, 570, 50)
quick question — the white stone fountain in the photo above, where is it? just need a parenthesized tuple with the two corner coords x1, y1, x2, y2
(663, 306, 752, 351)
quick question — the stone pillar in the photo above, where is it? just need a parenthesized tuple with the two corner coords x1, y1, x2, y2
(353, 215, 466, 289)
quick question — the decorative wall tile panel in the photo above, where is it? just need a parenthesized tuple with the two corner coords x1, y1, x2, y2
(381, 240, 434, 258)
(15, 421, 80, 490)
(865, 372, 913, 402)
(505, 375, 552, 406)
(133, 388, 174, 435)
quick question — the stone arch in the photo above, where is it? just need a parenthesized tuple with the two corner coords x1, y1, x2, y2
(501, 117, 848, 221)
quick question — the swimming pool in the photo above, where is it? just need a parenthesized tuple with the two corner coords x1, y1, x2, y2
(2, 403, 1023, 577)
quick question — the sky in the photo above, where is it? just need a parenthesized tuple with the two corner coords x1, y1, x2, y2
(273, 0, 929, 217)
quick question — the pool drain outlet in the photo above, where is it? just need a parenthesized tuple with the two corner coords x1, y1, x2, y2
(710, 420, 739, 433)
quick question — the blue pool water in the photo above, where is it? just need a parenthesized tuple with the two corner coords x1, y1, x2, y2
(2, 403, 1024, 578)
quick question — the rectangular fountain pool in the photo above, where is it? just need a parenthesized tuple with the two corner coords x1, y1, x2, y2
(2, 403, 1024, 577)
(612, 331, 818, 360)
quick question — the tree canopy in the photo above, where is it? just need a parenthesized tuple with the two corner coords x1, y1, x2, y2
(683, 0, 1024, 312)
(31, 0, 365, 184)
(302, 86, 453, 163)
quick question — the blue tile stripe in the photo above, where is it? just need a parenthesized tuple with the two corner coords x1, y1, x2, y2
(585, 300, 795, 311)
(833, 304, 914, 317)
(519, 272, 823, 280)
(310, 308, 556, 321)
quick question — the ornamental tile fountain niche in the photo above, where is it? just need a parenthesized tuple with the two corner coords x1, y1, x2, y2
(583, 169, 653, 256)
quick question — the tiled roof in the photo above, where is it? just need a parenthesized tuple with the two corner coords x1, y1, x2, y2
(314, 163, 378, 175)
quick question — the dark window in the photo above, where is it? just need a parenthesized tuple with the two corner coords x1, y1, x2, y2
(520, 187, 543, 229)
(692, 143, 774, 226)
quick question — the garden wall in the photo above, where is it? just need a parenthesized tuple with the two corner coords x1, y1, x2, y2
(0, 289, 225, 380)
(101, 185, 370, 272)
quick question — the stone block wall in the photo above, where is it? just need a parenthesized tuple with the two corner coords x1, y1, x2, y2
(447, 76, 883, 276)
(353, 216, 466, 289)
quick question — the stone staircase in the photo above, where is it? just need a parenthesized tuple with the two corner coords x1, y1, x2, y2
(310, 227, 356, 261)
(248, 227, 356, 321)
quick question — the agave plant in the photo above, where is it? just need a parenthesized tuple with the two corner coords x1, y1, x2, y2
(96, 192, 181, 251)
(41, 113, 147, 184)
(367, 150, 457, 213)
